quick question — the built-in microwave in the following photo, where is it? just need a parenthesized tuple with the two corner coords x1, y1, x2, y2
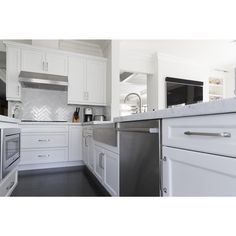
(0, 128, 21, 180)
(166, 77, 203, 108)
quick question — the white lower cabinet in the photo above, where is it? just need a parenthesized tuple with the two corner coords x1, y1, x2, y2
(21, 132, 68, 149)
(94, 145, 105, 182)
(69, 126, 83, 161)
(20, 124, 83, 170)
(93, 144, 119, 196)
(0, 169, 18, 196)
(82, 135, 88, 166)
(104, 150, 119, 196)
(21, 148, 68, 165)
(82, 127, 93, 170)
(162, 146, 236, 196)
(87, 136, 94, 170)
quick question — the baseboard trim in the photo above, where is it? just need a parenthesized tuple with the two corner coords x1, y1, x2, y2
(18, 165, 85, 176)
(18, 160, 84, 171)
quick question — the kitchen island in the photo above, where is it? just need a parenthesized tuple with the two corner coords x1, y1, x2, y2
(114, 97, 236, 122)
(114, 97, 236, 196)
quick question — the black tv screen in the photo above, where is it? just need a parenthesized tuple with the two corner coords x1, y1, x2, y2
(166, 77, 203, 108)
(0, 78, 7, 116)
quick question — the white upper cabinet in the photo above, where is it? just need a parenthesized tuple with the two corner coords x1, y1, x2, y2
(68, 56, 107, 105)
(68, 55, 86, 104)
(21, 48, 68, 76)
(21, 48, 45, 73)
(45, 52, 68, 76)
(86, 59, 106, 105)
(5, 41, 106, 105)
(6, 45, 21, 101)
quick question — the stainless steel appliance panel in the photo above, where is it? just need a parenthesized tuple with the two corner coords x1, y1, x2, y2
(119, 120, 160, 196)
(93, 123, 117, 147)
(1, 128, 21, 179)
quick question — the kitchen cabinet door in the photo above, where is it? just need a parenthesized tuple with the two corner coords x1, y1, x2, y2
(162, 146, 236, 196)
(69, 126, 83, 161)
(94, 145, 105, 182)
(6, 46, 21, 101)
(87, 135, 94, 171)
(82, 136, 88, 166)
(86, 59, 106, 105)
(68, 55, 86, 104)
(46, 52, 68, 76)
(21, 48, 45, 73)
(104, 150, 119, 196)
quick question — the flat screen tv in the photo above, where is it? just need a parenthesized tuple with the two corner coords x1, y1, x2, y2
(0, 77, 7, 116)
(166, 77, 203, 108)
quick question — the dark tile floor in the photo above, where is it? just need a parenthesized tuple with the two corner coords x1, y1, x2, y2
(12, 168, 107, 197)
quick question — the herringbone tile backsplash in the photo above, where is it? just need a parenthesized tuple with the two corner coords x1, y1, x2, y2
(9, 88, 105, 121)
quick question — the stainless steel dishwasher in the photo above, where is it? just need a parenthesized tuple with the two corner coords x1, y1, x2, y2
(117, 120, 161, 196)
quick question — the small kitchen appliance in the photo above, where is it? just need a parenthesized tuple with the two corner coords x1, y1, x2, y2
(0, 128, 21, 180)
(93, 115, 106, 122)
(84, 107, 93, 122)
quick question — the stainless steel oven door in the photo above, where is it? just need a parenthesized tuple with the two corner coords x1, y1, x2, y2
(1, 128, 21, 179)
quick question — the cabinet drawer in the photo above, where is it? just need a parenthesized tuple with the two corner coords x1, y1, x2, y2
(163, 113, 236, 157)
(22, 133, 68, 148)
(20, 148, 68, 165)
(0, 169, 18, 196)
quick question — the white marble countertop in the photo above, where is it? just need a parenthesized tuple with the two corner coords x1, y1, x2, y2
(20, 121, 83, 125)
(0, 115, 20, 124)
(114, 97, 236, 123)
(19, 121, 113, 125)
(82, 121, 113, 125)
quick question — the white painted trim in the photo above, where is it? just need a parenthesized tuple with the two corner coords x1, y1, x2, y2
(157, 52, 208, 68)
(18, 160, 84, 171)
(59, 40, 104, 57)
(120, 49, 155, 74)
(3, 41, 107, 62)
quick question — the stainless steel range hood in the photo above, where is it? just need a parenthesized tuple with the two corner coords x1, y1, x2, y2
(19, 71, 68, 91)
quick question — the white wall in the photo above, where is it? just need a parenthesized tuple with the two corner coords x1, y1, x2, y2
(157, 53, 210, 109)
(224, 68, 235, 98)
(119, 48, 155, 74)
(102, 40, 120, 120)
(103, 41, 112, 120)
(147, 54, 158, 111)
(110, 40, 120, 119)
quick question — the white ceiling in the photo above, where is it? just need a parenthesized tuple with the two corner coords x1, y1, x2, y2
(120, 73, 147, 97)
(120, 40, 236, 70)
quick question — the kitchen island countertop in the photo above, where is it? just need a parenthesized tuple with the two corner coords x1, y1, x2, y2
(114, 97, 236, 123)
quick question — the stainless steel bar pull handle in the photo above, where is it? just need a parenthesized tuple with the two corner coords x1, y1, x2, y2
(38, 139, 50, 142)
(37, 154, 50, 157)
(116, 128, 159, 133)
(184, 131, 231, 138)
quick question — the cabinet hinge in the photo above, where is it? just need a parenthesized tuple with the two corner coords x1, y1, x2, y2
(163, 187, 168, 194)
(162, 156, 167, 161)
